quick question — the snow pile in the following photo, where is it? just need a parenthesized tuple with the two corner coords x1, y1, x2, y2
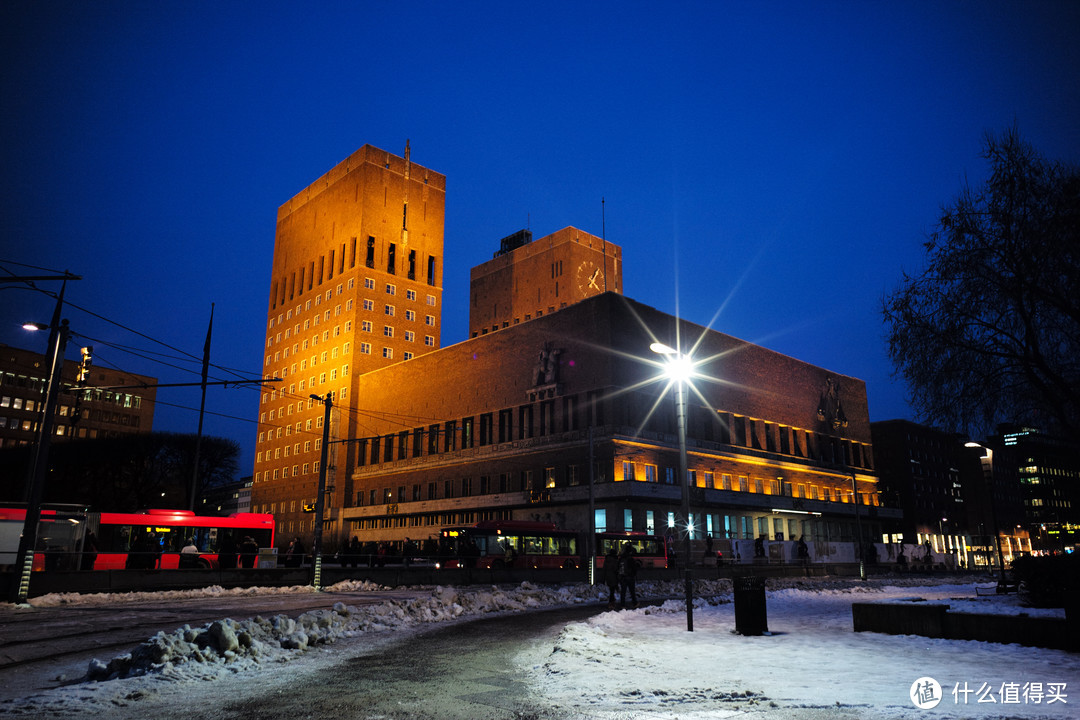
(28, 579, 385, 608)
(81, 581, 604, 683)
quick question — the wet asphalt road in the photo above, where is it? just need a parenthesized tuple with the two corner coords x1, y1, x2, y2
(219, 604, 602, 720)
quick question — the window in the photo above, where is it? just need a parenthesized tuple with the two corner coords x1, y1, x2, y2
(360, 343, 371, 354)
(386, 283, 396, 295)
(426, 294, 436, 306)
(594, 508, 607, 533)
(366, 237, 375, 268)
(425, 315, 435, 326)
(621, 461, 634, 482)
(387, 242, 396, 274)
(405, 289, 416, 301)
(363, 299, 374, 311)
(362, 320, 373, 332)
(384, 325, 394, 338)
(644, 464, 657, 483)
(405, 309, 416, 321)
(383, 347, 393, 359)
(404, 330, 415, 342)
(425, 335, 435, 347)
(385, 305, 395, 317)
(364, 277, 375, 290)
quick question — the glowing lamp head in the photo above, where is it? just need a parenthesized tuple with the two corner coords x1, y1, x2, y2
(22, 322, 46, 331)
(651, 342, 694, 383)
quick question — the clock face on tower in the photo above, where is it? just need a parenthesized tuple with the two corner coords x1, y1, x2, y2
(576, 260, 604, 297)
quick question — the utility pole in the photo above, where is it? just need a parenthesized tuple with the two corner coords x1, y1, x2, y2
(310, 392, 333, 589)
(189, 303, 214, 511)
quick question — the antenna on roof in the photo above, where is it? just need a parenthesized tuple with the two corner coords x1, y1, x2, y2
(602, 197, 606, 241)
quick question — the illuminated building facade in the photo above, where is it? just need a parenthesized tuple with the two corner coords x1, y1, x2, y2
(469, 226, 622, 337)
(0, 343, 156, 448)
(252, 143, 446, 542)
(341, 292, 891, 557)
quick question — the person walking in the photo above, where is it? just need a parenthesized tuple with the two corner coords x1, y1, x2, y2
(617, 544, 641, 609)
(603, 546, 620, 610)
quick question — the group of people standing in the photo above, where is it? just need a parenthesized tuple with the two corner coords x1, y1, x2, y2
(603, 543, 642, 610)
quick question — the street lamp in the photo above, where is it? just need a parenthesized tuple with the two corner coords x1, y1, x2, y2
(11, 299, 70, 604)
(965, 442, 1008, 586)
(650, 341, 695, 632)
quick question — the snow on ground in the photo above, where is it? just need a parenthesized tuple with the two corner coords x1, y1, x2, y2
(521, 580, 1076, 720)
(1, 576, 1075, 719)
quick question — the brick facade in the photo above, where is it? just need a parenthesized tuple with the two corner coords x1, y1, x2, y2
(340, 293, 888, 552)
(469, 226, 622, 337)
(252, 143, 446, 542)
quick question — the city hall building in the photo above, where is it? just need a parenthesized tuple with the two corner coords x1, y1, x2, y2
(341, 292, 889, 557)
(255, 142, 892, 556)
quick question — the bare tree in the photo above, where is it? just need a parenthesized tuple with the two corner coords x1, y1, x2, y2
(883, 128, 1080, 438)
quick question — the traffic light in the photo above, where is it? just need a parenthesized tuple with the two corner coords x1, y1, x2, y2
(71, 346, 93, 426)
(76, 346, 93, 386)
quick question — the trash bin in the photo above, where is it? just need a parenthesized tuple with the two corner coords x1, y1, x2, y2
(733, 575, 768, 635)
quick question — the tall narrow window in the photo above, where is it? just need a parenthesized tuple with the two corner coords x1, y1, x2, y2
(387, 243, 396, 274)
(366, 237, 375, 268)
(427, 256, 437, 285)
(408, 249, 417, 280)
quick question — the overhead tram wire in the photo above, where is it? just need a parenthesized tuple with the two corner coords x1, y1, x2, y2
(4, 268, 265, 386)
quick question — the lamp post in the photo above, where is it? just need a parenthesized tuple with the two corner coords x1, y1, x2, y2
(965, 442, 1007, 585)
(11, 291, 70, 604)
(650, 341, 694, 632)
(850, 473, 866, 580)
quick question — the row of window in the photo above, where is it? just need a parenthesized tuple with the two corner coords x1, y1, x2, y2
(0, 408, 143, 431)
(270, 237, 439, 309)
(1, 390, 143, 410)
(350, 463, 877, 509)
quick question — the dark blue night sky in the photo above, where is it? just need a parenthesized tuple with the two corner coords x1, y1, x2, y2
(3, 2, 1078, 476)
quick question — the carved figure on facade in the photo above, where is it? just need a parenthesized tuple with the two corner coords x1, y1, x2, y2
(816, 376, 848, 429)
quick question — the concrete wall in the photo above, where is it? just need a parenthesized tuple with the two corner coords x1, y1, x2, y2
(852, 601, 1077, 651)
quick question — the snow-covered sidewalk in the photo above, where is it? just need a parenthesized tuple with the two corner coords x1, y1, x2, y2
(523, 580, 1075, 719)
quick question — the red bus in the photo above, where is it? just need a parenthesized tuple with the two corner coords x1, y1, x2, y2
(439, 520, 580, 569)
(436, 522, 667, 570)
(0, 505, 275, 571)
